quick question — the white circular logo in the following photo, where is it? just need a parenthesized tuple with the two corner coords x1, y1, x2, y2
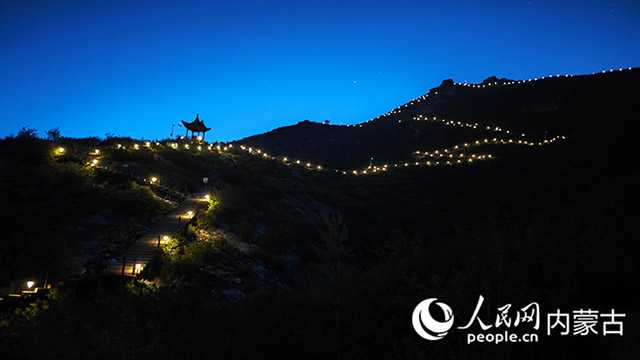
(412, 298, 455, 340)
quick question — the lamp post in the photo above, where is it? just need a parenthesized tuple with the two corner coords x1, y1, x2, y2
(171, 123, 182, 138)
(158, 235, 170, 248)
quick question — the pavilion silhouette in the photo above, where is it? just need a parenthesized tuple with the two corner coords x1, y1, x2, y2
(182, 113, 211, 140)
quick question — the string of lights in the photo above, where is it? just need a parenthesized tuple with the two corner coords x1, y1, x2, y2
(65, 67, 632, 173)
(334, 67, 635, 127)
(411, 114, 527, 137)
(74, 118, 565, 174)
(456, 67, 634, 87)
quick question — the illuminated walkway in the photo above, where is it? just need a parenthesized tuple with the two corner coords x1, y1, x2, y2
(102, 197, 207, 277)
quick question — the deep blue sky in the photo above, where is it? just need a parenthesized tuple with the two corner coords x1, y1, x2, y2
(1, 0, 639, 142)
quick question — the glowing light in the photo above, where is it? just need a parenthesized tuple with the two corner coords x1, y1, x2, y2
(26, 281, 34, 289)
(92, 159, 98, 165)
(57, 147, 65, 154)
(151, 177, 157, 183)
(186, 211, 193, 217)
(204, 194, 210, 201)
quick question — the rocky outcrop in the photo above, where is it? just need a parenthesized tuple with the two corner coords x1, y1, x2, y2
(429, 79, 455, 97)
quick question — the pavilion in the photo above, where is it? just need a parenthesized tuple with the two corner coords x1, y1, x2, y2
(182, 113, 211, 140)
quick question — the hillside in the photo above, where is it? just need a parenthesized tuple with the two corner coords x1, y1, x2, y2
(1, 68, 640, 359)
(238, 68, 640, 170)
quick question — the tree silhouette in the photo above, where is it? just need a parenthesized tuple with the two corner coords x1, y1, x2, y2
(315, 212, 352, 360)
(45, 127, 61, 142)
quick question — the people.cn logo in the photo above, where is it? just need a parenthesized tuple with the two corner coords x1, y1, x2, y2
(412, 298, 455, 340)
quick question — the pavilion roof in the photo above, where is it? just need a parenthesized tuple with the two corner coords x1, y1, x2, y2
(182, 113, 211, 132)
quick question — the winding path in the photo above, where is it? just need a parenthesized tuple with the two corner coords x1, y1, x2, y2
(102, 196, 208, 276)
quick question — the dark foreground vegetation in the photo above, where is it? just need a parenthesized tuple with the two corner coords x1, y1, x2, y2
(1, 69, 639, 359)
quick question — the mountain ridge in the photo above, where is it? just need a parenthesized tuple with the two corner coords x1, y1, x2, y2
(235, 67, 639, 170)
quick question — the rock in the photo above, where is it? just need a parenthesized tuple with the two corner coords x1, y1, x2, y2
(282, 252, 299, 273)
(429, 79, 455, 96)
(483, 76, 500, 84)
(224, 288, 246, 302)
(252, 261, 267, 280)
(482, 76, 512, 85)
(87, 214, 108, 225)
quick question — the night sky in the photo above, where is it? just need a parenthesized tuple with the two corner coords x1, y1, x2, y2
(1, 1, 638, 142)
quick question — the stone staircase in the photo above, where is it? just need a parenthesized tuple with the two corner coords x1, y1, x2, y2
(102, 196, 207, 276)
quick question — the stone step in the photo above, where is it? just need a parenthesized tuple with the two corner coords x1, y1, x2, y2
(100, 197, 207, 277)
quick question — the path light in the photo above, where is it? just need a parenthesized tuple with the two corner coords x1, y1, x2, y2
(135, 263, 142, 274)
(151, 177, 158, 184)
(26, 281, 35, 289)
(204, 194, 210, 201)
(162, 235, 169, 245)
(134, 144, 139, 150)
(94, 149, 100, 154)
(187, 211, 193, 217)
(57, 147, 65, 154)
(92, 159, 98, 165)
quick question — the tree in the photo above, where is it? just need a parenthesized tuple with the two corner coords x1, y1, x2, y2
(45, 127, 61, 142)
(315, 212, 352, 360)
(17, 126, 38, 139)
